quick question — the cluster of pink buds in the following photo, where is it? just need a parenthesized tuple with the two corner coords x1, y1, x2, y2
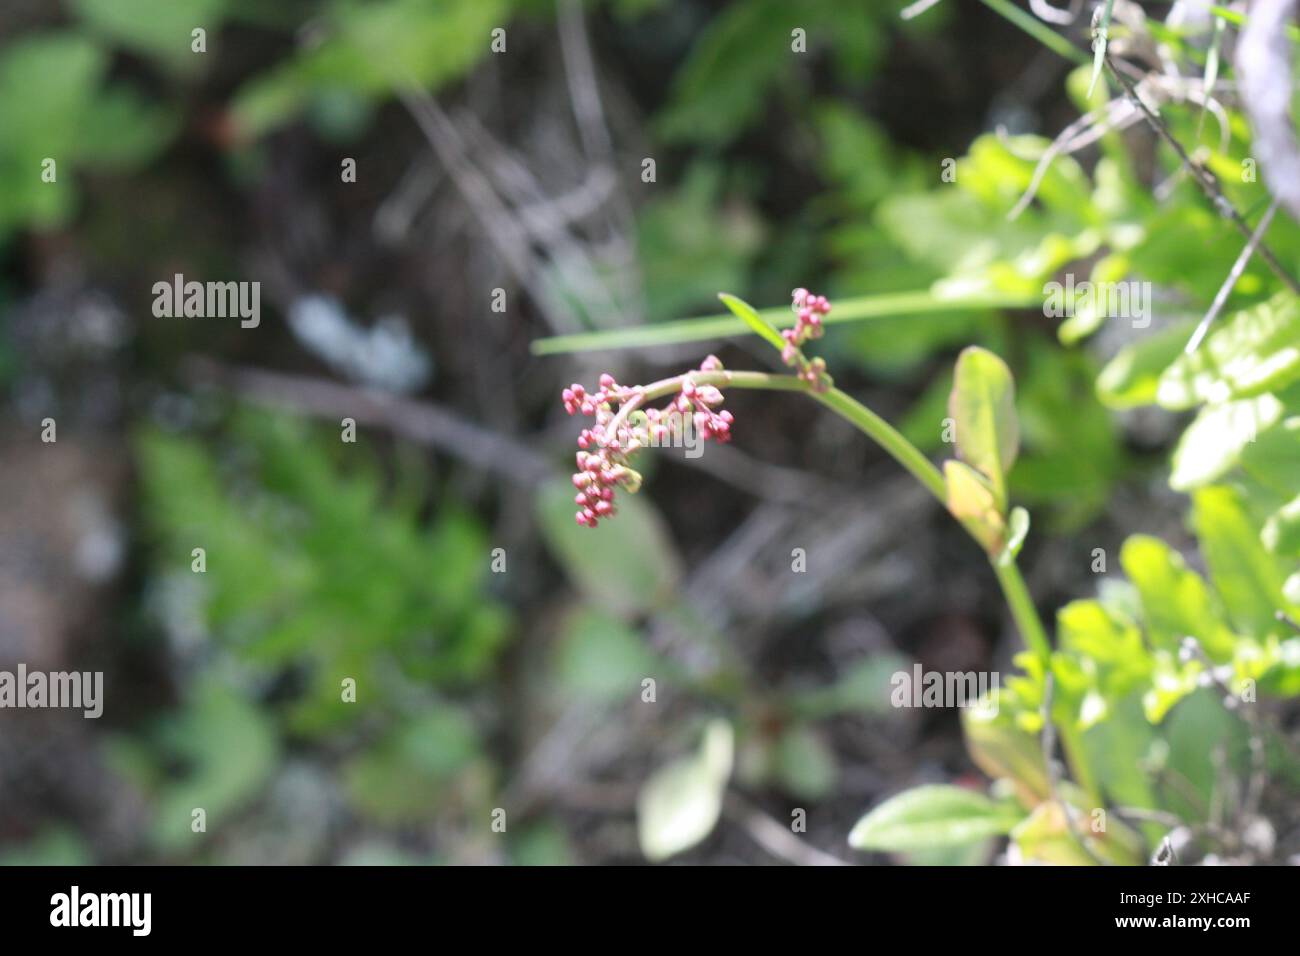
(563, 357, 734, 528)
(782, 288, 832, 391)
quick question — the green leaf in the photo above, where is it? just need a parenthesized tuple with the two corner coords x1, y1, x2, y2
(1055, 599, 1151, 704)
(230, 0, 508, 137)
(944, 459, 1007, 554)
(1011, 794, 1142, 865)
(996, 506, 1030, 567)
(962, 699, 1050, 804)
(1241, 416, 1300, 496)
(1157, 293, 1300, 409)
(1263, 495, 1300, 556)
(773, 724, 838, 801)
(1193, 486, 1292, 638)
(848, 785, 1021, 852)
(149, 682, 277, 851)
(949, 346, 1019, 505)
(553, 609, 661, 704)
(72, 0, 227, 67)
(1096, 321, 1196, 409)
(1170, 395, 1284, 490)
(1086, 0, 1116, 98)
(1120, 535, 1237, 660)
(637, 720, 734, 862)
(717, 292, 787, 352)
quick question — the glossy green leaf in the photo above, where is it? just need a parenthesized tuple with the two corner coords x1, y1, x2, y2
(1096, 321, 1196, 409)
(717, 292, 786, 352)
(849, 785, 1022, 852)
(1170, 395, 1284, 490)
(962, 693, 1050, 804)
(637, 720, 734, 862)
(1193, 486, 1292, 638)
(72, 0, 227, 67)
(996, 506, 1030, 566)
(949, 346, 1019, 505)
(554, 609, 661, 704)
(944, 459, 1006, 554)
(1158, 294, 1300, 409)
(1120, 535, 1236, 660)
(1263, 495, 1300, 556)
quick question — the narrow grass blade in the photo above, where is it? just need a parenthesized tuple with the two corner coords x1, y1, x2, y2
(717, 292, 786, 352)
(1210, 5, 1300, 43)
(530, 289, 1038, 356)
(979, 0, 1089, 65)
(1196, 15, 1227, 142)
(1087, 0, 1116, 98)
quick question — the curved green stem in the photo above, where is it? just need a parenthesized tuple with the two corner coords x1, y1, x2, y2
(993, 557, 1053, 663)
(810, 387, 948, 503)
(662, 370, 1052, 662)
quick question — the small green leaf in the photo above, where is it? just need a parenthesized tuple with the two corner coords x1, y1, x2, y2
(1170, 395, 1284, 490)
(1120, 535, 1236, 660)
(717, 292, 787, 352)
(1158, 293, 1300, 409)
(962, 701, 1050, 804)
(1193, 486, 1292, 637)
(553, 609, 662, 703)
(1263, 495, 1300, 556)
(1096, 321, 1196, 409)
(848, 785, 1021, 852)
(1086, 0, 1116, 99)
(773, 724, 839, 801)
(944, 459, 1006, 554)
(637, 720, 734, 862)
(996, 506, 1030, 566)
(949, 346, 1020, 506)
(1241, 416, 1300, 496)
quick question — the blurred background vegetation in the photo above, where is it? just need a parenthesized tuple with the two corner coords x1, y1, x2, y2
(0, 0, 1297, 865)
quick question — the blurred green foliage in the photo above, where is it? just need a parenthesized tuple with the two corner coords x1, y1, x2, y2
(126, 411, 510, 850)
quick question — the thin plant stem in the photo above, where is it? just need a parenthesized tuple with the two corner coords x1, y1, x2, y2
(626, 369, 1054, 663)
(993, 555, 1053, 663)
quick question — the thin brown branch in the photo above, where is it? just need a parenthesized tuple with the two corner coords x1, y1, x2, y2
(1105, 53, 1300, 296)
